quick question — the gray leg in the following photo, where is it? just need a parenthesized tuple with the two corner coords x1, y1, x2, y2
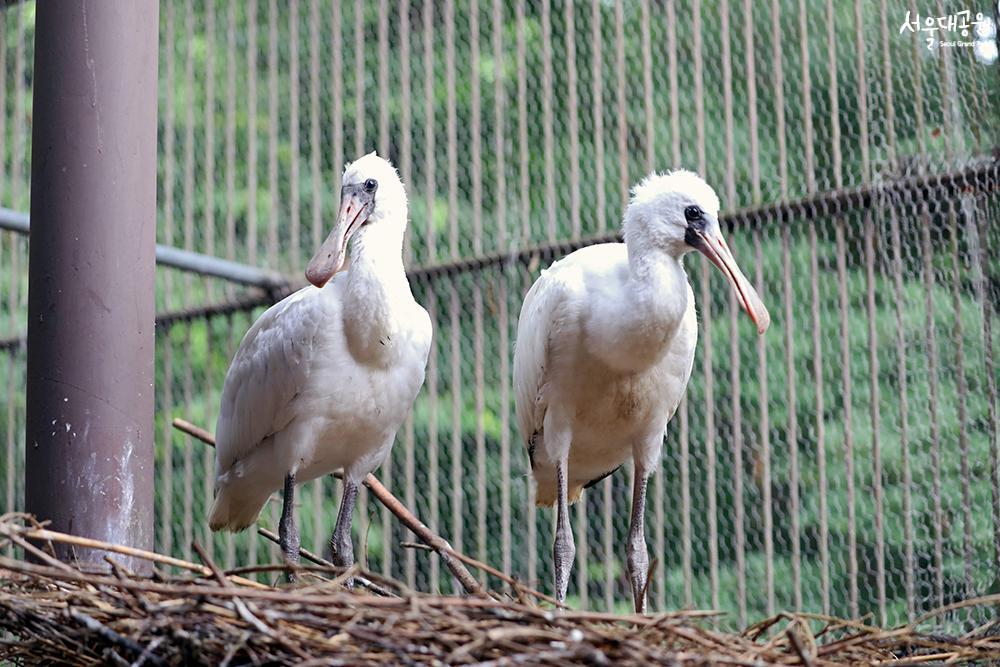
(553, 458, 576, 604)
(330, 479, 358, 569)
(279, 473, 300, 583)
(626, 467, 650, 613)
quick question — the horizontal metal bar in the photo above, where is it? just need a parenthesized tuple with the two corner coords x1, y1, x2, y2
(154, 292, 279, 329)
(0, 207, 290, 291)
(0, 291, 282, 352)
(153, 245, 288, 291)
(0, 207, 28, 233)
(726, 157, 1000, 226)
(406, 157, 1000, 282)
(0, 335, 23, 353)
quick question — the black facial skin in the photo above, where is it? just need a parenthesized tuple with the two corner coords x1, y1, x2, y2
(341, 180, 379, 224)
(683, 205, 706, 247)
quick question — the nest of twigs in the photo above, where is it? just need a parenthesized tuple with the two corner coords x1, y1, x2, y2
(1, 515, 999, 665)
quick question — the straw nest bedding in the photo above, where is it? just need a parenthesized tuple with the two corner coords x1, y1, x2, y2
(1, 514, 999, 666)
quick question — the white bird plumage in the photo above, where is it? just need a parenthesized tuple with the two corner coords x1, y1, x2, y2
(513, 170, 769, 612)
(514, 243, 698, 506)
(209, 153, 431, 574)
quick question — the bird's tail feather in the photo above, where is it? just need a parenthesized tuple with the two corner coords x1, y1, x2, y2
(208, 483, 271, 532)
(532, 475, 584, 508)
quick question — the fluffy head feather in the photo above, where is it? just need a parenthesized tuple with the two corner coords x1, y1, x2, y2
(342, 151, 408, 225)
(629, 169, 720, 217)
(623, 169, 722, 259)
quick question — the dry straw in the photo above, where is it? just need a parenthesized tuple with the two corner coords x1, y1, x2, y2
(3, 514, 1000, 665)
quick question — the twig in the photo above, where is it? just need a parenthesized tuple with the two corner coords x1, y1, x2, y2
(910, 594, 1000, 628)
(3, 530, 80, 576)
(171, 417, 215, 446)
(191, 540, 231, 588)
(638, 556, 657, 610)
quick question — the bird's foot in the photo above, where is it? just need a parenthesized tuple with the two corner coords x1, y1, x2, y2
(279, 534, 301, 584)
(279, 473, 300, 584)
(553, 528, 576, 604)
(330, 536, 356, 589)
(282, 554, 300, 584)
(629, 579, 648, 615)
(626, 534, 649, 614)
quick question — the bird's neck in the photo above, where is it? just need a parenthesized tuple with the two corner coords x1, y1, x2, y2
(594, 248, 690, 373)
(342, 222, 413, 364)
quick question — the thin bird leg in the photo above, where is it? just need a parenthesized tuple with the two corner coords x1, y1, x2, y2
(330, 478, 359, 570)
(278, 473, 301, 582)
(553, 458, 576, 604)
(626, 465, 650, 613)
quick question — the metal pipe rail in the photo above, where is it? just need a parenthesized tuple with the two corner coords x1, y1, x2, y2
(0, 207, 290, 292)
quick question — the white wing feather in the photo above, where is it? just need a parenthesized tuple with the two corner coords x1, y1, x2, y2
(214, 286, 329, 475)
(514, 245, 630, 458)
(513, 268, 572, 458)
(663, 285, 698, 425)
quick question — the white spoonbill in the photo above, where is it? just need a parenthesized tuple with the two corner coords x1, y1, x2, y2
(513, 171, 770, 612)
(209, 153, 432, 575)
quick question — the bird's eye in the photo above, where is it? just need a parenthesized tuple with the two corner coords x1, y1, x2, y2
(684, 205, 702, 222)
(364, 178, 378, 192)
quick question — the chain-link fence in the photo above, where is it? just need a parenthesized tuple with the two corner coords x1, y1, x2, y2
(1, 0, 998, 629)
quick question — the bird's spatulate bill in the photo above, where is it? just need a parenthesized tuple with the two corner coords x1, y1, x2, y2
(694, 231, 770, 334)
(305, 187, 374, 288)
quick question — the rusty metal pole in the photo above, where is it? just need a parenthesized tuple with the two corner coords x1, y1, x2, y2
(25, 0, 159, 569)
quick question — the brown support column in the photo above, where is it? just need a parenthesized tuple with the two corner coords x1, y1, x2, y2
(25, 0, 159, 569)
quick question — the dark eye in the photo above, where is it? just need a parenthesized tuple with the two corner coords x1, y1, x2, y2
(364, 178, 378, 192)
(684, 205, 702, 222)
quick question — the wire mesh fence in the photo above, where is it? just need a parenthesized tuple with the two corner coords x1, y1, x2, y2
(1, 0, 998, 629)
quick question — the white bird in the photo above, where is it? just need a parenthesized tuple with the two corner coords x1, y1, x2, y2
(513, 171, 770, 612)
(209, 153, 432, 576)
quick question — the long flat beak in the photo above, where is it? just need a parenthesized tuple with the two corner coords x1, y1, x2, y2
(688, 218, 770, 334)
(305, 184, 375, 288)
